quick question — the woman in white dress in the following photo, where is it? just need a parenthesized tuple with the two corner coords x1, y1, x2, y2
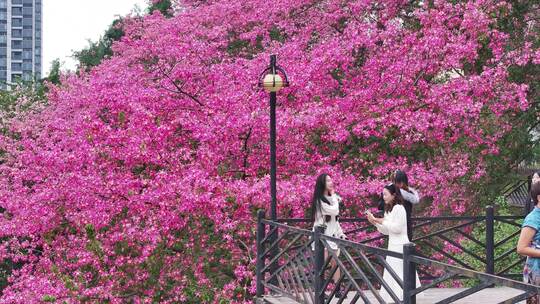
(311, 173, 347, 299)
(367, 184, 420, 303)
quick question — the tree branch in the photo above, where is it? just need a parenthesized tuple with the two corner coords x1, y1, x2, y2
(157, 65, 205, 107)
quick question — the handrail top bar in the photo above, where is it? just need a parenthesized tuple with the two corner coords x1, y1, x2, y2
(277, 216, 486, 222)
(276, 215, 523, 223)
(261, 219, 312, 235)
(494, 215, 525, 220)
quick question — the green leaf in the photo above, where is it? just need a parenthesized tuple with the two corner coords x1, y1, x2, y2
(42, 295, 57, 302)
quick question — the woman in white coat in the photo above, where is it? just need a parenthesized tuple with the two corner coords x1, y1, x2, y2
(311, 173, 347, 299)
(367, 184, 420, 303)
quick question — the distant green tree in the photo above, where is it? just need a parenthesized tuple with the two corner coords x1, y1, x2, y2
(72, 18, 125, 71)
(41, 59, 61, 86)
(148, 0, 173, 17)
(73, 1, 173, 70)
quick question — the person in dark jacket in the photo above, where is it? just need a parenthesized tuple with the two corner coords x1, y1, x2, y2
(378, 170, 420, 241)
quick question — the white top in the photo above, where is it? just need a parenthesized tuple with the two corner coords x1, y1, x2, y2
(400, 187, 420, 204)
(375, 204, 410, 245)
(312, 193, 345, 250)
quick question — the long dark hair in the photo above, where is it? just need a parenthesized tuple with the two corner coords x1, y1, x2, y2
(311, 173, 331, 220)
(393, 170, 409, 186)
(529, 171, 540, 189)
(531, 182, 540, 205)
(383, 184, 403, 213)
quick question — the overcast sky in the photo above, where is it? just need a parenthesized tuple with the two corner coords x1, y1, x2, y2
(43, 0, 147, 74)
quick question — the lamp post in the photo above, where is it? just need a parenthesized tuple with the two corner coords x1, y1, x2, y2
(258, 54, 289, 221)
(258, 55, 289, 285)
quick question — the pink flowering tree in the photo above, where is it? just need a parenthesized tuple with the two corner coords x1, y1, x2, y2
(0, 0, 537, 302)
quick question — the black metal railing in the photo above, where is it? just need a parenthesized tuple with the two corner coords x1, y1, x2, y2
(275, 206, 524, 279)
(404, 243, 539, 304)
(256, 209, 540, 304)
(503, 179, 530, 209)
(257, 211, 315, 302)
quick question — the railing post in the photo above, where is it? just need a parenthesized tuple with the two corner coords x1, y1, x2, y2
(256, 210, 266, 297)
(314, 225, 326, 304)
(403, 243, 417, 304)
(485, 205, 495, 275)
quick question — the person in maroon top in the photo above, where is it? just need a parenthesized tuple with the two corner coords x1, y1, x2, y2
(378, 170, 420, 241)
